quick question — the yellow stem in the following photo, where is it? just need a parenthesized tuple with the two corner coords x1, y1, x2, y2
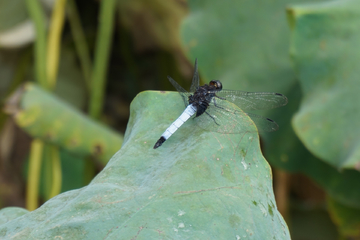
(49, 145, 62, 198)
(26, 139, 44, 211)
(47, 0, 67, 89)
(44, 0, 67, 200)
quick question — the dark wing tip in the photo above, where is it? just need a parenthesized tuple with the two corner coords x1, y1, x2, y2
(275, 93, 288, 106)
(266, 118, 274, 122)
(266, 118, 279, 132)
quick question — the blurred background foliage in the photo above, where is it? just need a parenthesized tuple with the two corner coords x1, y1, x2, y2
(0, 0, 359, 239)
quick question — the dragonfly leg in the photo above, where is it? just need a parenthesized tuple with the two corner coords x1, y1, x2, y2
(213, 97, 229, 111)
(213, 97, 238, 114)
(214, 94, 226, 100)
(205, 111, 220, 126)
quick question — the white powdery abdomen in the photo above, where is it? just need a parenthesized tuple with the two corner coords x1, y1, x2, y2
(162, 104, 197, 139)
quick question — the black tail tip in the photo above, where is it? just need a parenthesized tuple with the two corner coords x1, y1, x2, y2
(153, 137, 166, 149)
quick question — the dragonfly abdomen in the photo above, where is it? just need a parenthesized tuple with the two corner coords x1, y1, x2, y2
(195, 100, 210, 117)
(153, 104, 197, 149)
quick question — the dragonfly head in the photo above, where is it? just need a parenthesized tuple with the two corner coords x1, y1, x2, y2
(209, 80, 222, 91)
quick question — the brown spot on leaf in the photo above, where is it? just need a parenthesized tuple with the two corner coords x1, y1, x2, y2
(3, 84, 27, 116)
(70, 138, 78, 147)
(320, 40, 326, 50)
(355, 161, 360, 171)
(92, 143, 104, 157)
(45, 132, 55, 141)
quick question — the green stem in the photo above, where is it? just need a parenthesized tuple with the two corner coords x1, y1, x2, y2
(83, 156, 96, 185)
(49, 145, 62, 198)
(43, 144, 52, 199)
(25, 0, 48, 211)
(46, 0, 67, 198)
(67, 0, 92, 92)
(25, 0, 48, 89)
(88, 0, 117, 119)
(47, 0, 66, 198)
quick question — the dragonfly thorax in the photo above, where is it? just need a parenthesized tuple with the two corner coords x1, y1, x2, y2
(188, 80, 222, 117)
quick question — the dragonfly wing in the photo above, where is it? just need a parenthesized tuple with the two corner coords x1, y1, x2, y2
(214, 90, 288, 111)
(190, 58, 199, 92)
(192, 97, 279, 133)
(245, 112, 279, 132)
(167, 76, 190, 107)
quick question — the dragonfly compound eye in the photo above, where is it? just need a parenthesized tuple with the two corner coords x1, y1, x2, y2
(210, 80, 222, 90)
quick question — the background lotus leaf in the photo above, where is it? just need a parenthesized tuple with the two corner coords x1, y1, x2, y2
(289, 0, 360, 170)
(328, 197, 360, 238)
(286, 0, 360, 236)
(179, 0, 320, 171)
(180, 0, 299, 93)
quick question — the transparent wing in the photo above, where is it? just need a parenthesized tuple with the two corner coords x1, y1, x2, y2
(168, 76, 190, 107)
(245, 112, 279, 132)
(192, 97, 279, 133)
(213, 90, 288, 111)
(190, 58, 199, 92)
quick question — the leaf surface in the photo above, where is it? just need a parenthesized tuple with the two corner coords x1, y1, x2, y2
(0, 91, 290, 239)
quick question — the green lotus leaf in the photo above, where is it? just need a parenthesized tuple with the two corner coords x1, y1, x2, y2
(0, 207, 29, 225)
(289, 0, 360, 170)
(0, 91, 290, 239)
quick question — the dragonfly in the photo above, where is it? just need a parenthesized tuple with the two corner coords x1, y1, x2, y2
(153, 59, 288, 149)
